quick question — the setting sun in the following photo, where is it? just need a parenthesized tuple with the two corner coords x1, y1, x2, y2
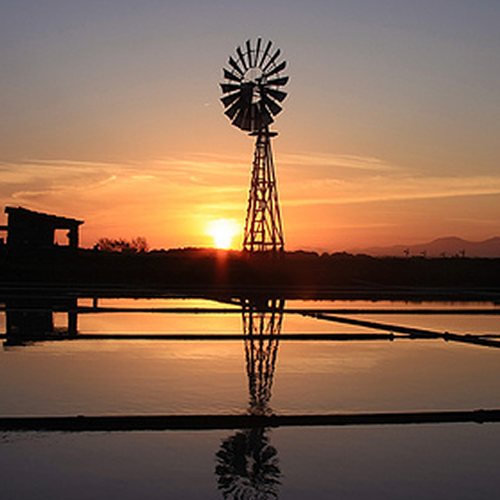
(206, 219, 240, 249)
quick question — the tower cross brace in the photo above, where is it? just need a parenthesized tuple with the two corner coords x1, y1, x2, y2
(243, 128, 284, 252)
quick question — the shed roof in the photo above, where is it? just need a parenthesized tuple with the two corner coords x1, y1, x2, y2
(5, 206, 84, 227)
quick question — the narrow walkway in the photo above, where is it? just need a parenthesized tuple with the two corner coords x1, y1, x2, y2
(1, 409, 499, 432)
(302, 311, 500, 349)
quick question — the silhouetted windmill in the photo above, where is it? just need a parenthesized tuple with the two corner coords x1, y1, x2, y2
(220, 38, 289, 252)
(215, 298, 284, 500)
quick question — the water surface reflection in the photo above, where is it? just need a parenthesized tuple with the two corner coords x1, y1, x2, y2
(4, 296, 77, 345)
(1, 293, 500, 499)
(216, 428, 281, 500)
(216, 298, 284, 499)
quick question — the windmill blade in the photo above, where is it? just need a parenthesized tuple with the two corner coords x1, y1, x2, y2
(224, 83, 252, 117)
(233, 107, 250, 130)
(262, 48, 281, 72)
(239, 82, 254, 106)
(246, 39, 253, 67)
(263, 60, 287, 79)
(258, 103, 274, 128)
(236, 46, 248, 71)
(249, 102, 259, 130)
(266, 76, 289, 87)
(242, 111, 252, 131)
(221, 91, 241, 108)
(262, 95, 282, 116)
(254, 38, 262, 66)
(224, 98, 244, 119)
(263, 87, 287, 103)
(223, 68, 242, 82)
(220, 83, 241, 94)
(232, 108, 244, 128)
(251, 102, 271, 131)
(258, 40, 273, 68)
(262, 110, 274, 128)
(252, 102, 269, 132)
(229, 56, 244, 76)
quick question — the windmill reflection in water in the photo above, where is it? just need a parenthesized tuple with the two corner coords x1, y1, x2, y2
(216, 297, 284, 500)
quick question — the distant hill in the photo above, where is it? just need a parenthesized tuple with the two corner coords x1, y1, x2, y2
(351, 237, 500, 258)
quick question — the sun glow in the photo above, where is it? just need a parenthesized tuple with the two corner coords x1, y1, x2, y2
(206, 219, 240, 249)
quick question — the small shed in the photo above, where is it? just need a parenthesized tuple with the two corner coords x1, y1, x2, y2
(2, 206, 84, 251)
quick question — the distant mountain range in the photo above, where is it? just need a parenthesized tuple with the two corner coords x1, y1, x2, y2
(350, 237, 500, 258)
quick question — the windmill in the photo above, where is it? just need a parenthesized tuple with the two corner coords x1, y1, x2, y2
(215, 298, 285, 499)
(220, 38, 289, 252)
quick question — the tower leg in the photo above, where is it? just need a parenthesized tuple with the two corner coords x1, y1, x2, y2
(243, 129, 284, 252)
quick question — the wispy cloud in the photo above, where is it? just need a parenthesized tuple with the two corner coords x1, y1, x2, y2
(3, 155, 499, 211)
(0, 154, 244, 200)
(283, 173, 500, 207)
(2, 153, 500, 248)
(280, 152, 401, 172)
(0, 156, 249, 246)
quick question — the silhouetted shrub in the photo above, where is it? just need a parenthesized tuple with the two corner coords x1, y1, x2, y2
(94, 237, 149, 254)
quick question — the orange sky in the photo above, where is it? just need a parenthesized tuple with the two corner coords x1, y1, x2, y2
(1, 2, 500, 252)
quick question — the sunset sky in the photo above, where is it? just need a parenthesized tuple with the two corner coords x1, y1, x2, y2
(1, 0, 499, 251)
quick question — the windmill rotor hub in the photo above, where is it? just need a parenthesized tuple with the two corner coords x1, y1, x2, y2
(243, 67, 264, 84)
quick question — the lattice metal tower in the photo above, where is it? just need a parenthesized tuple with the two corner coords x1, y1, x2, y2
(243, 129, 284, 251)
(220, 38, 289, 252)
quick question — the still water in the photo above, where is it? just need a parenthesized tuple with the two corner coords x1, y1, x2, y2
(1, 297, 500, 499)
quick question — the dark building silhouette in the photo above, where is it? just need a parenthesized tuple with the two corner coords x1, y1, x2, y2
(1, 206, 83, 251)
